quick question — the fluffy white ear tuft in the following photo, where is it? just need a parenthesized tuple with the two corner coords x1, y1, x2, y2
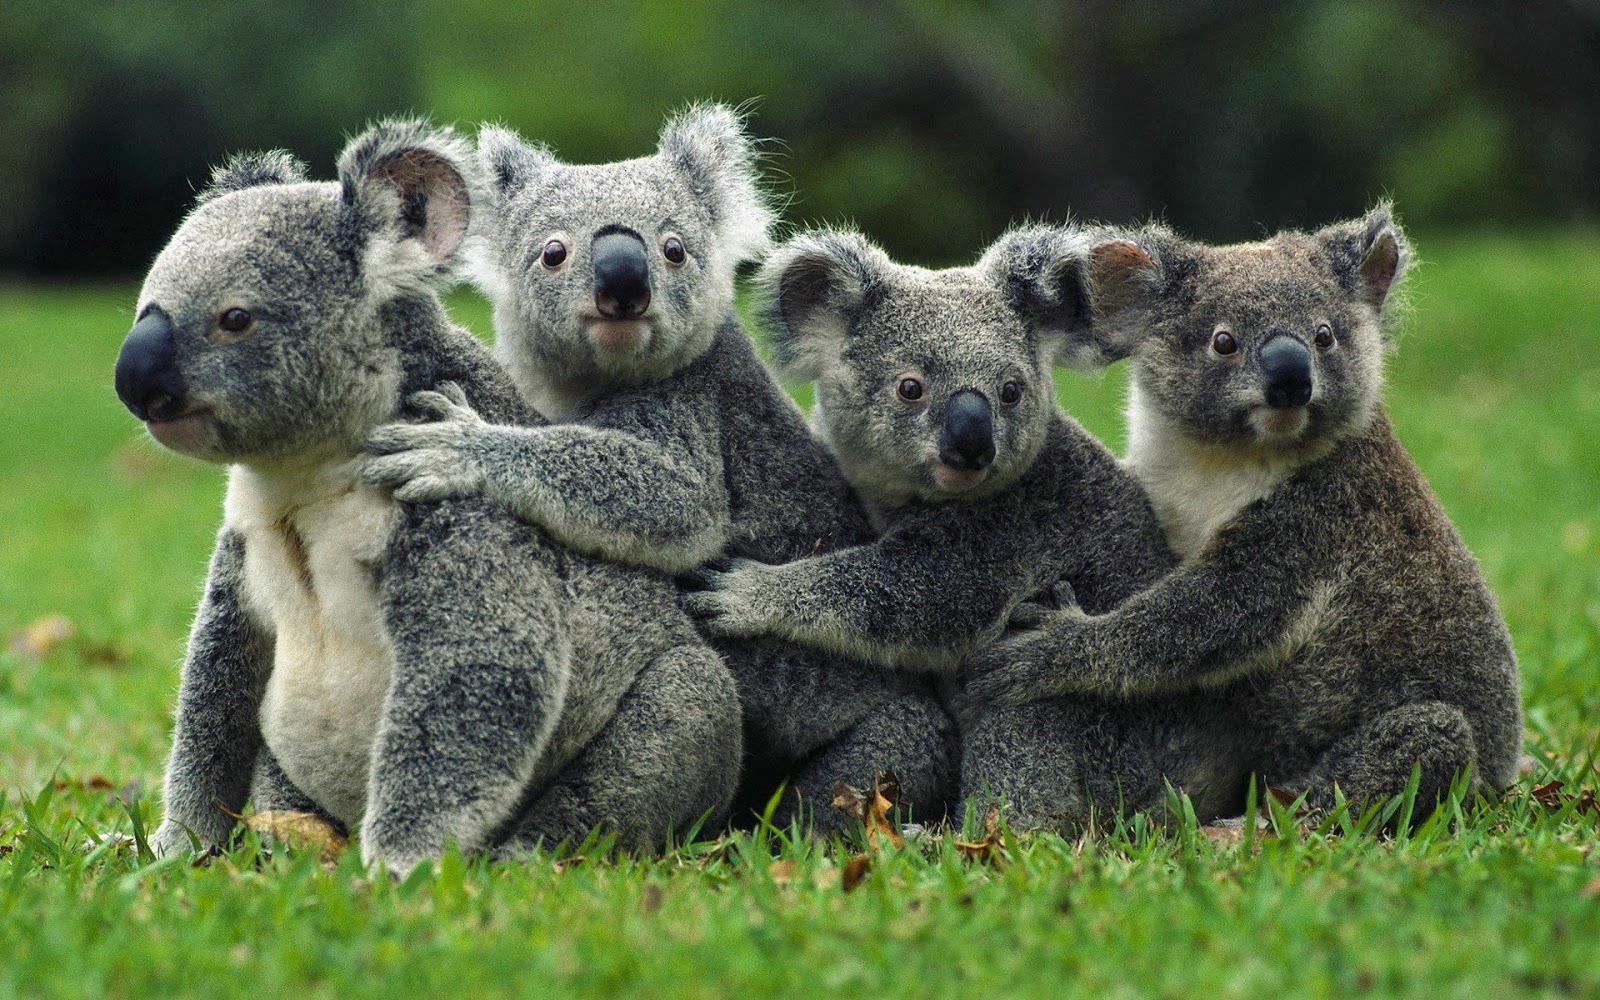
(1316, 202, 1413, 315)
(757, 228, 889, 383)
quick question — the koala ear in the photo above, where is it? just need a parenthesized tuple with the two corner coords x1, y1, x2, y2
(476, 124, 559, 204)
(338, 118, 478, 273)
(981, 227, 1098, 369)
(759, 229, 889, 383)
(195, 150, 308, 205)
(658, 103, 774, 265)
(1317, 203, 1412, 313)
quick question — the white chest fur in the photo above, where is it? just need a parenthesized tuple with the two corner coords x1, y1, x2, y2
(225, 459, 401, 828)
(1125, 383, 1304, 562)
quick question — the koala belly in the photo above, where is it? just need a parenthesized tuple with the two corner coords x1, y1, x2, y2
(228, 468, 400, 829)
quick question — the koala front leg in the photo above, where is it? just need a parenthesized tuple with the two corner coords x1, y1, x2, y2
(153, 531, 273, 857)
(365, 386, 731, 573)
(360, 508, 575, 876)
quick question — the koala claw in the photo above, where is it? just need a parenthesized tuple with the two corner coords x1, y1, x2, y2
(963, 635, 1053, 708)
(406, 381, 483, 424)
(678, 559, 766, 636)
(362, 448, 484, 502)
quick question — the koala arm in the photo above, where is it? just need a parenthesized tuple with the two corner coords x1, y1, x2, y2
(967, 483, 1341, 704)
(152, 531, 273, 856)
(360, 502, 573, 876)
(682, 513, 1040, 674)
(364, 385, 730, 573)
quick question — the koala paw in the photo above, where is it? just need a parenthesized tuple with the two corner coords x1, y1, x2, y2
(149, 819, 200, 858)
(963, 630, 1060, 708)
(363, 384, 488, 503)
(678, 557, 770, 638)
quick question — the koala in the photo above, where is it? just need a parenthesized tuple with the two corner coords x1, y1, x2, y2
(682, 226, 1250, 828)
(361, 106, 957, 833)
(115, 121, 741, 874)
(967, 207, 1524, 818)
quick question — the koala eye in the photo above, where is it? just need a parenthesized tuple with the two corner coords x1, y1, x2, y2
(1211, 329, 1238, 356)
(999, 381, 1023, 406)
(661, 234, 687, 267)
(896, 377, 925, 402)
(541, 238, 569, 270)
(218, 307, 253, 335)
(1314, 323, 1335, 349)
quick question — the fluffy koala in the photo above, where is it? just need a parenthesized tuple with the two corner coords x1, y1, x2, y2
(683, 227, 1246, 827)
(116, 121, 741, 873)
(362, 107, 956, 832)
(968, 207, 1524, 817)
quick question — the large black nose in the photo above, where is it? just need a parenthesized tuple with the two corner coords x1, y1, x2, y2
(937, 389, 996, 472)
(115, 307, 188, 421)
(1260, 334, 1313, 409)
(592, 230, 651, 319)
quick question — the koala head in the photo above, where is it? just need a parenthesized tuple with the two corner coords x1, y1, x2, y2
(114, 121, 478, 465)
(760, 226, 1096, 508)
(471, 104, 773, 394)
(1092, 206, 1410, 457)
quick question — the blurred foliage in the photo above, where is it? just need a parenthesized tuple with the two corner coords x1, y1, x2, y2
(3, 0, 1597, 275)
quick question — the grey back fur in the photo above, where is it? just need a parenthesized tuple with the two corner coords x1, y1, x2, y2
(129, 122, 741, 873)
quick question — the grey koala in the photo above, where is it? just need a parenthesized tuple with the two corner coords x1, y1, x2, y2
(115, 121, 741, 874)
(361, 106, 957, 832)
(684, 227, 1249, 828)
(967, 207, 1524, 817)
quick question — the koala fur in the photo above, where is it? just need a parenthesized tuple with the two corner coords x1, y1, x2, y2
(361, 106, 956, 833)
(118, 122, 741, 873)
(967, 207, 1524, 817)
(684, 226, 1247, 827)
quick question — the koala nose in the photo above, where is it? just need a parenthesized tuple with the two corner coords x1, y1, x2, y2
(937, 389, 996, 472)
(115, 307, 189, 421)
(592, 230, 652, 319)
(1260, 334, 1313, 409)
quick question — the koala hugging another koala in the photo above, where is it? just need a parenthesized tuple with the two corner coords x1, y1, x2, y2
(113, 121, 742, 874)
(362, 105, 957, 833)
(968, 208, 1523, 820)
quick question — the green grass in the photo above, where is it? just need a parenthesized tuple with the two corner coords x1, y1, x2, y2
(3, 229, 1599, 997)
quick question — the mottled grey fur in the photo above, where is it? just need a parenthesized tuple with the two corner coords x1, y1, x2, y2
(131, 122, 740, 873)
(968, 208, 1523, 817)
(362, 107, 956, 831)
(685, 227, 1243, 828)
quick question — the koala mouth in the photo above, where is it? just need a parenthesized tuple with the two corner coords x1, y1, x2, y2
(144, 407, 215, 455)
(929, 460, 989, 494)
(587, 318, 651, 353)
(1247, 403, 1310, 439)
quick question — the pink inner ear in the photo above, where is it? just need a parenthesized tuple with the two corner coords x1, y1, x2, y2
(377, 149, 469, 264)
(1361, 232, 1399, 307)
(1092, 239, 1155, 271)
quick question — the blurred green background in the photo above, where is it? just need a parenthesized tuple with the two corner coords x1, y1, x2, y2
(4, 0, 1598, 276)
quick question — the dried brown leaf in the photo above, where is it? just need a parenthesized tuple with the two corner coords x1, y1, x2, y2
(1583, 873, 1600, 899)
(830, 772, 906, 851)
(1532, 780, 1568, 809)
(244, 810, 347, 864)
(10, 615, 74, 661)
(840, 853, 872, 892)
(767, 859, 798, 885)
(955, 802, 1005, 864)
(639, 883, 665, 913)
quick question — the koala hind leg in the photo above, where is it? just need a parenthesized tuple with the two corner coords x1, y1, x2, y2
(1292, 700, 1477, 821)
(503, 645, 742, 854)
(779, 689, 958, 837)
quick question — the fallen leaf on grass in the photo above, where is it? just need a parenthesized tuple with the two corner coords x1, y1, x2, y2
(840, 853, 872, 892)
(954, 802, 1006, 864)
(244, 810, 347, 865)
(767, 859, 798, 885)
(10, 615, 74, 661)
(639, 883, 665, 913)
(831, 772, 905, 850)
(1583, 874, 1600, 899)
(54, 775, 116, 793)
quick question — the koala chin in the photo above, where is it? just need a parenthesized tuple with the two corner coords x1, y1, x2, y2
(359, 106, 958, 834)
(118, 122, 741, 874)
(967, 206, 1524, 823)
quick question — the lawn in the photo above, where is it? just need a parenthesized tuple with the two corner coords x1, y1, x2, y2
(2, 229, 1598, 998)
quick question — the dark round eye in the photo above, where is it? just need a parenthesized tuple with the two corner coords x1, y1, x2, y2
(1212, 329, 1238, 355)
(1315, 323, 1335, 349)
(999, 381, 1022, 406)
(541, 239, 568, 269)
(662, 235, 686, 266)
(896, 377, 924, 402)
(219, 307, 252, 333)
